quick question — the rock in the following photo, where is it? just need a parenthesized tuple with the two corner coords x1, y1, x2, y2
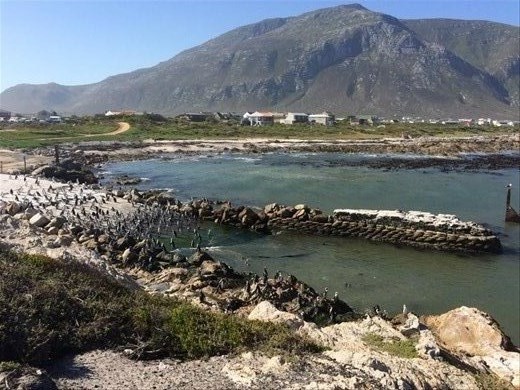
(83, 239, 98, 251)
(115, 236, 136, 250)
(189, 251, 214, 267)
(29, 213, 50, 228)
(277, 207, 295, 218)
(55, 235, 74, 247)
(239, 207, 258, 226)
(97, 234, 110, 244)
(248, 301, 304, 330)
(415, 328, 442, 360)
(200, 260, 221, 276)
(115, 175, 142, 186)
(294, 204, 309, 211)
(399, 312, 421, 337)
(155, 267, 189, 282)
(311, 214, 329, 223)
(293, 209, 308, 220)
(199, 207, 213, 218)
(0, 366, 58, 390)
(423, 306, 520, 387)
(24, 207, 39, 219)
(122, 248, 138, 264)
(6, 201, 21, 216)
(172, 253, 187, 264)
(47, 226, 59, 235)
(69, 225, 83, 235)
(48, 217, 67, 229)
(264, 203, 279, 214)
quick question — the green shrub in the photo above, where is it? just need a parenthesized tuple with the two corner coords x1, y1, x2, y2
(362, 333, 418, 359)
(0, 248, 321, 364)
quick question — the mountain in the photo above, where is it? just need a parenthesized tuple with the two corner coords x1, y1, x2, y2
(1, 4, 519, 119)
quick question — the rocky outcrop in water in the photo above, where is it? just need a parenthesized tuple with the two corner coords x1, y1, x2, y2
(32, 158, 98, 184)
(181, 199, 502, 254)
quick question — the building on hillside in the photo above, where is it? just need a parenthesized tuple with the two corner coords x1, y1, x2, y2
(308, 111, 335, 126)
(0, 110, 12, 120)
(183, 113, 208, 122)
(243, 111, 274, 126)
(48, 115, 62, 123)
(105, 110, 136, 117)
(283, 112, 309, 125)
(272, 112, 286, 124)
(356, 115, 379, 125)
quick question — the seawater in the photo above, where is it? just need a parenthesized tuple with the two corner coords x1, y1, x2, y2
(102, 153, 520, 343)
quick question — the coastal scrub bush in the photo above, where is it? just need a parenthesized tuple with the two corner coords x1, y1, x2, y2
(0, 247, 321, 365)
(362, 333, 418, 359)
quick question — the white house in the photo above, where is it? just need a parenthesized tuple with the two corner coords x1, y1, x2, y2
(243, 111, 274, 126)
(308, 112, 335, 126)
(48, 116, 62, 123)
(283, 112, 308, 125)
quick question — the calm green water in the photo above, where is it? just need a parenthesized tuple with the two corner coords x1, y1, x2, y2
(102, 153, 520, 343)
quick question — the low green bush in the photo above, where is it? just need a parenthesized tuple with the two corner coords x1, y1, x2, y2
(0, 247, 321, 365)
(362, 332, 418, 359)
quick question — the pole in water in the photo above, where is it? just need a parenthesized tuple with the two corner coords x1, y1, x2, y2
(505, 183, 520, 223)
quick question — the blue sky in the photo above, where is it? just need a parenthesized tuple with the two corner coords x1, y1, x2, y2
(1, 0, 519, 92)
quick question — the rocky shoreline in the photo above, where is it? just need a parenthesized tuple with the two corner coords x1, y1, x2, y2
(1, 133, 519, 176)
(1, 172, 519, 389)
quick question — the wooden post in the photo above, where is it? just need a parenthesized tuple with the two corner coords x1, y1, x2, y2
(0, 161, 2, 173)
(54, 145, 60, 165)
(23, 155, 27, 174)
(505, 185, 520, 223)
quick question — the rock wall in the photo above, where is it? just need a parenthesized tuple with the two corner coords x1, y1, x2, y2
(181, 199, 502, 254)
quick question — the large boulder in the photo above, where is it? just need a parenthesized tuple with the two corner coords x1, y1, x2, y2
(238, 207, 258, 226)
(423, 306, 519, 387)
(248, 301, 304, 330)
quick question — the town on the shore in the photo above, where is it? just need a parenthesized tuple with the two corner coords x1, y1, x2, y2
(0, 108, 518, 127)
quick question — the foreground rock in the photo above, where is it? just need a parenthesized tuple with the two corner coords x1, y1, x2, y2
(249, 301, 481, 389)
(423, 306, 520, 387)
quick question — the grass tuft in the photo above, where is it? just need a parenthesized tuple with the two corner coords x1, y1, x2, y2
(362, 332, 418, 359)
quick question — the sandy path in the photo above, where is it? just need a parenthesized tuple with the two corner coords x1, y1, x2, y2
(87, 121, 130, 137)
(0, 150, 53, 174)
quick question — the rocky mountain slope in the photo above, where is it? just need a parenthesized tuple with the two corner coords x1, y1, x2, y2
(1, 4, 518, 118)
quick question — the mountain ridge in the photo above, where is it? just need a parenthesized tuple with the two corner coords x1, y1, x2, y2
(1, 4, 519, 119)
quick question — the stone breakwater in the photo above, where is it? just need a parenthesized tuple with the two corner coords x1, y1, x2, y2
(179, 199, 502, 254)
